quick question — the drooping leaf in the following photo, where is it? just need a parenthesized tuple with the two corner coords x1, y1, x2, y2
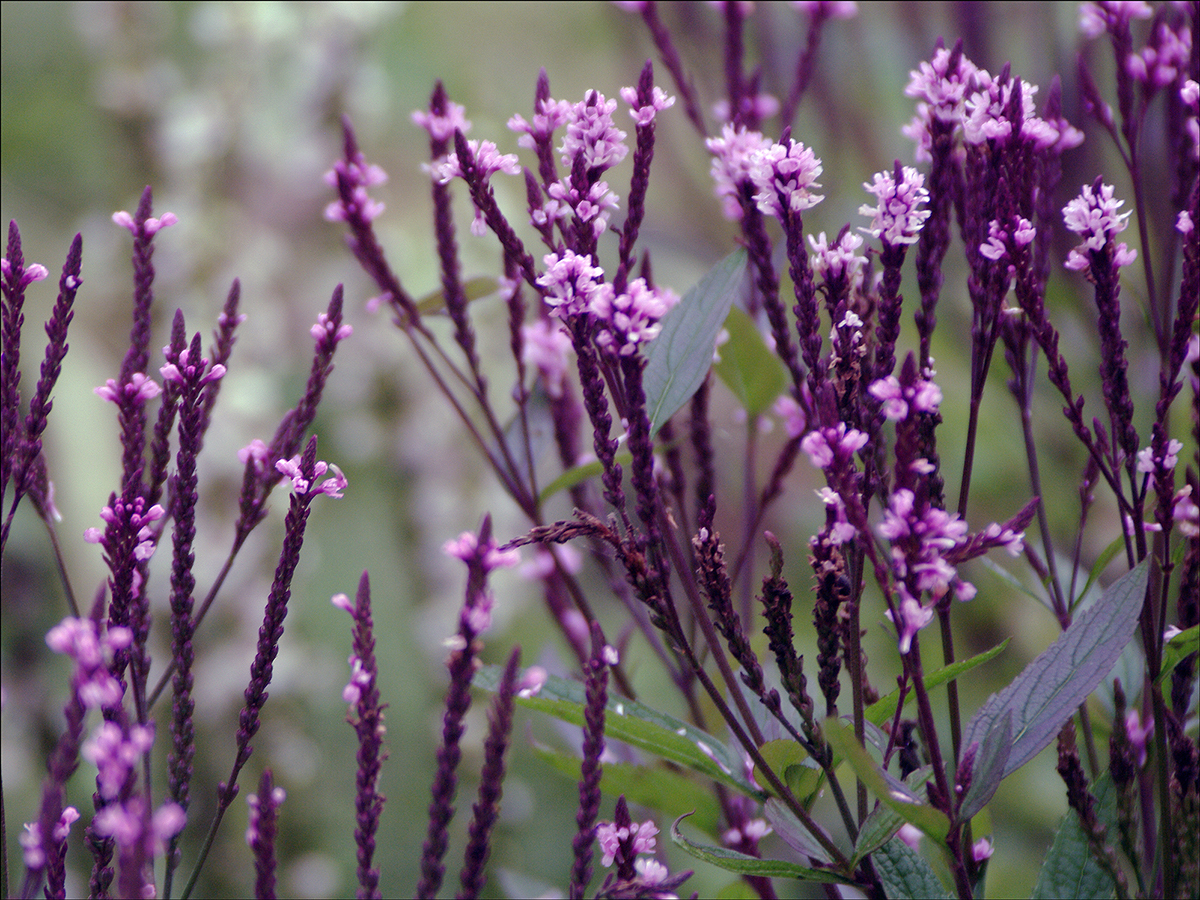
(872, 838, 952, 900)
(643, 249, 748, 436)
(958, 709, 1012, 821)
(962, 560, 1148, 780)
(713, 305, 787, 417)
(1156, 623, 1199, 687)
(823, 718, 951, 843)
(415, 275, 501, 315)
(670, 814, 854, 884)
(473, 665, 763, 799)
(1031, 773, 1118, 900)
(537, 450, 633, 504)
(752, 739, 822, 802)
(762, 798, 834, 864)
(530, 743, 723, 836)
(851, 770, 934, 867)
(865, 639, 1009, 727)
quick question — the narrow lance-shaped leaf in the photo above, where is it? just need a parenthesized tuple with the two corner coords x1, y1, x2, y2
(958, 710, 1012, 821)
(670, 814, 855, 885)
(865, 639, 1009, 727)
(473, 665, 763, 799)
(962, 560, 1148, 779)
(643, 249, 748, 436)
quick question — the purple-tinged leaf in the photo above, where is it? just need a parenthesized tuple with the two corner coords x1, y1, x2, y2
(958, 710, 1012, 820)
(962, 560, 1148, 780)
(643, 249, 748, 436)
(763, 798, 834, 864)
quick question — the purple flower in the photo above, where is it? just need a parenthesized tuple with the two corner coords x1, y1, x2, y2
(1126, 21, 1192, 88)
(859, 165, 930, 246)
(590, 278, 680, 356)
(433, 139, 521, 185)
(46, 617, 131, 710)
(275, 454, 347, 498)
(246, 770, 285, 900)
(886, 584, 935, 655)
(1079, 1, 1152, 39)
(706, 124, 773, 220)
(508, 97, 573, 152)
(442, 529, 521, 573)
(620, 82, 676, 126)
(869, 372, 943, 421)
(800, 423, 868, 470)
(546, 177, 621, 238)
(749, 138, 825, 221)
(1062, 181, 1137, 271)
(793, 0, 858, 18)
(0, 258, 48, 286)
(112, 209, 177, 236)
(537, 249, 608, 319)
(310, 311, 354, 345)
(521, 319, 573, 398)
(158, 346, 225, 386)
(559, 92, 628, 171)
(83, 496, 165, 562)
(808, 231, 865, 282)
(323, 151, 388, 223)
(903, 43, 979, 158)
(597, 818, 659, 867)
(93, 371, 161, 404)
(412, 99, 472, 141)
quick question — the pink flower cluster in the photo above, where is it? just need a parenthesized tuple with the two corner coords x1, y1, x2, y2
(859, 166, 931, 246)
(276, 455, 347, 499)
(1062, 181, 1138, 271)
(84, 496, 166, 562)
(94, 372, 162, 405)
(323, 153, 388, 223)
(597, 817, 659, 867)
(591, 278, 680, 357)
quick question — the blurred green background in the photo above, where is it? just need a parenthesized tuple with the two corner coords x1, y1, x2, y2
(1, 2, 1174, 897)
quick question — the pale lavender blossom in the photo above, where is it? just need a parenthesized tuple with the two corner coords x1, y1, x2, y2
(433, 139, 521, 185)
(859, 165, 930, 245)
(1063, 181, 1138, 271)
(620, 83, 676, 125)
(547, 177, 621, 237)
(93, 372, 161, 404)
(443, 530, 521, 573)
(323, 150, 388, 223)
(537, 250, 609, 319)
(159, 346, 225, 387)
(1126, 21, 1192, 88)
(712, 92, 781, 124)
(816, 486, 858, 544)
(516, 666, 547, 698)
(1079, 1, 1153, 40)
(590, 278, 680, 356)
(972, 837, 995, 862)
(706, 124, 774, 219)
(750, 138, 825, 221)
(508, 97, 573, 152)
(801, 423, 869, 470)
(559, 92, 628, 171)
(904, 43, 979, 141)
(112, 209, 178, 236)
(793, 1, 858, 18)
(45, 617, 132, 710)
(83, 497, 165, 562)
(597, 818, 659, 867)
(869, 372, 943, 420)
(0, 258, 48, 285)
(311, 311, 354, 344)
(275, 455, 347, 498)
(774, 394, 806, 438)
(1173, 486, 1198, 538)
(238, 438, 271, 476)
(412, 100, 472, 141)
(808, 231, 865, 282)
(886, 585, 935, 655)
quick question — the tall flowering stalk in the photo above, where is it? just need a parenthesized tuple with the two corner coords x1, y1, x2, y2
(334, 572, 389, 900)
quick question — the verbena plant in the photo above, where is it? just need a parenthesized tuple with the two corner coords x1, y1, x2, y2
(1, 2, 1197, 898)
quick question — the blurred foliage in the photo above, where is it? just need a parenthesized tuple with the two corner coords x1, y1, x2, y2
(0, 2, 1175, 898)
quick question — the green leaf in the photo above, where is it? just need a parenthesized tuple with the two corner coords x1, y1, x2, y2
(643, 249, 748, 437)
(1071, 532, 1125, 612)
(1156, 623, 1199, 687)
(865, 640, 1009, 728)
(752, 739, 822, 802)
(414, 275, 500, 315)
(530, 743, 724, 837)
(713, 305, 787, 417)
(962, 561, 1148, 780)
(823, 718, 951, 844)
(670, 814, 854, 884)
(872, 838, 952, 900)
(473, 666, 764, 799)
(851, 770, 934, 867)
(1031, 773, 1119, 899)
(537, 450, 633, 504)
